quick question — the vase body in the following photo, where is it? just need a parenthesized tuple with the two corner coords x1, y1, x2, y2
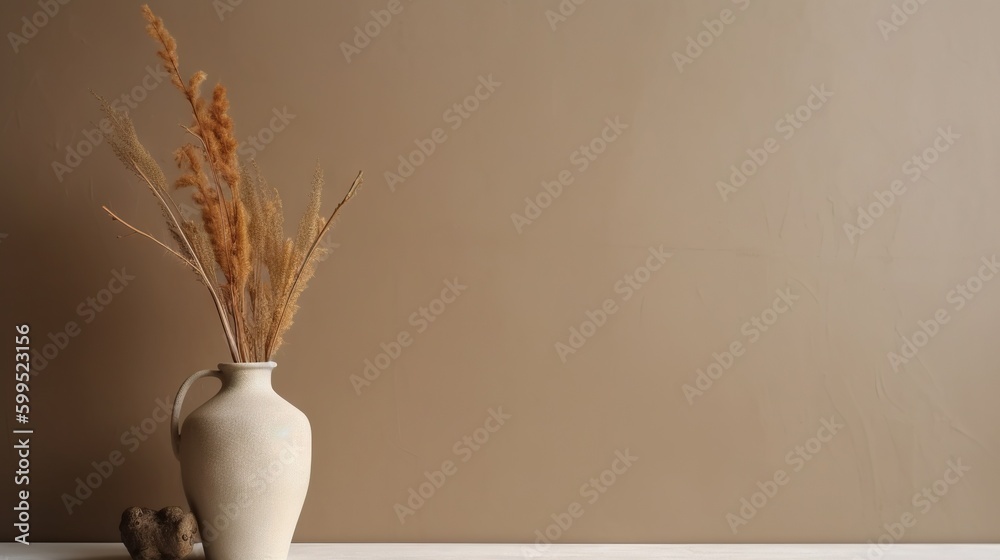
(171, 362, 311, 560)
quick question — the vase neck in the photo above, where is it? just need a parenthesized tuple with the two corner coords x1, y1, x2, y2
(217, 362, 276, 391)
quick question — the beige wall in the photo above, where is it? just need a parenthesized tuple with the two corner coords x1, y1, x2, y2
(2, 0, 999, 544)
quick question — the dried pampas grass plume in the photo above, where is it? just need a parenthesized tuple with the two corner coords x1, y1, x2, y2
(99, 5, 365, 362)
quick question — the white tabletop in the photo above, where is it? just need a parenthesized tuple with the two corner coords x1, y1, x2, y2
(1, 543, 999, 559)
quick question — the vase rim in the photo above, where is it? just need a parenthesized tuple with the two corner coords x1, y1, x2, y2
(217, 361, 277, 369)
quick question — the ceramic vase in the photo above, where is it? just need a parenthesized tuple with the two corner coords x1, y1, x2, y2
(171, 361, 311, 560)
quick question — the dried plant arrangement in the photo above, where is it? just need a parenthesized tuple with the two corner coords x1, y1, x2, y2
(98, 5, 362, 362)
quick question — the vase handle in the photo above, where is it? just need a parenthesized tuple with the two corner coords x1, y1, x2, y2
(171, 369, 222, 460)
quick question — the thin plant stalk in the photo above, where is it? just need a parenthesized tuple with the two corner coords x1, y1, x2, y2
(114, 157, 242, 360)
(104, 204, 242, 360)
(102, 206, 195, 267)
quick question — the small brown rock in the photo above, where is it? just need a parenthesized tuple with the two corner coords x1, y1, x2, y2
(119, 506, 199, 560)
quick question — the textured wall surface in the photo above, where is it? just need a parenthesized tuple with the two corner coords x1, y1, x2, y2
(1, 0, 999, 544)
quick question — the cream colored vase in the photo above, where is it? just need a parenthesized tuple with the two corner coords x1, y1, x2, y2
(171, 362, 311, 560)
